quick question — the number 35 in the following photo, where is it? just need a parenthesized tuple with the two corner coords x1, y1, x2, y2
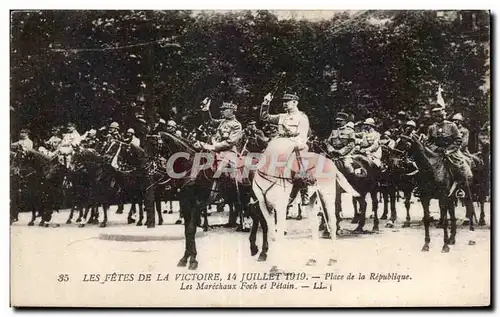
(57, 274, 69, 282)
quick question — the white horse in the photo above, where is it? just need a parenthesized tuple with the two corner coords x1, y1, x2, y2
(250, 138, 358, 268)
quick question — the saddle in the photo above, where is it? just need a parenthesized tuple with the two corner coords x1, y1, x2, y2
(212, 151, 255, 186)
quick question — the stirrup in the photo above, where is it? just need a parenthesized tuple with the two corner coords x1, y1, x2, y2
(456, 189, 465, 198)
(301, 196, 310, 206)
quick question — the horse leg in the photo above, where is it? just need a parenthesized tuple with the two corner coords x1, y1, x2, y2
(439, 199, 450, 252)
(28, 206, 36, 226)
(76, 205, 84, 223)
(248, 203, 260, 256)
(100, 203, 108, 227)
(157, 199, 164, 226)
(381, 189, 389, 220)
(177, 196, 190, 267)
(479, 198, 486, 226)
(127, 202, 136, 224)
(136, 201, 143, 226)
(402, 189, 412, 227)
(201, 205, 209, 232)
(187, 200, 200, 270)
(351, 197, 360, 224)
(66, 206, 75, 224)
(354, 196, 367, 232)
(421, 196, 431, 251)
(116, 203, 124, 214)
(448, 199, 456, 245)
(372, 190, 379, 232)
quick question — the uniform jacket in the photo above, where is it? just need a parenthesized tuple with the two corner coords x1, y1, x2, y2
(327, 125, 355, 156)
(426, 120, 462, 153)
(211, 117, 243, 152)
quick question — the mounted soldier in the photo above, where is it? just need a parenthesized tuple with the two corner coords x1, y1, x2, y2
(355, 118, 382, 169)
(55, 122, 82, 168)
(380, 131, 396, 149)
(242, 120, 269, 154)
(451, 113, 469, 154)
(424, 106, 473, 198)
(38, 126, 62, 157)
(123, 128, 141, 147)
(260, 92, 311, 205)
(80, 129, 98, 149)
(326, 112, 356, 173)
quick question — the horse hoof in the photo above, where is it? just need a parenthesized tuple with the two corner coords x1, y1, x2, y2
(257, 253, 267, 262)
(76, 218, 81, 223)
(402, 222, 411, 228)
(372, 227, 379, 232)
(380, 214, 388, 220)
(66, 220, 72, 225)
(328, 258, 337, 266)
(116, 211, 123, 215)
(136, 221, 143, 226)
(242, 228, 250, 233)
(203, 227, 208, 232)
(479, 218, 486, 226)
(158, 220, 163, 226)
(468, 240, 476, 246)
(175, 220, 182, 225)
(250, 245, 259, 256)
(462, 220, 470, 226)
(128, 218, 136, 224)
(168, 211, 173, 214)
(421, 244, 430, 252)
(78, 224, 85, 228)
(305, 259, 317, 266)
(99, 223, 107, 228)
(188, 261, 199, 270)
(385, 221, 394, 228)
(177, 258, 188, 267)
(442, 245, 450, 253)
(39, 222, 45, 227)
(286, 216, 292, 220)
(447, 238, 456, 245)
(321, 231, 331, 239)
(296, 215, 303, 221)
(162, 210, 168, 214)
(469, 227, 475, 232)
(44, 223, 50, 228)
(28, 222, 34, 227)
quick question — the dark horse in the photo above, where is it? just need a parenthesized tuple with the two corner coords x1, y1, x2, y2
(400, 134, 476, 252)
(379, 144, 418, 228)
(67, 146, 116, 227)
(330, 154, 380, 233)
(10, 147, 67, 226)
(104, 140, 152, 227)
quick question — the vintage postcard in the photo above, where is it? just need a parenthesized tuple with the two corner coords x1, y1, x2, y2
(10, 9, 491, 307)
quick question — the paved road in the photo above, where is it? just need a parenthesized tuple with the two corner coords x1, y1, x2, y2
(10, 196, 491, 307)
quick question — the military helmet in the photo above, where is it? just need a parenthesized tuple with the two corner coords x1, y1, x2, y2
(167, 120, 177, 127)
(406, 120, 417, 128)
(127, 128, 135, 134)
(452, 113, 464, 121)
(363, 118, 376, 126)
(109, 122, 120, 129)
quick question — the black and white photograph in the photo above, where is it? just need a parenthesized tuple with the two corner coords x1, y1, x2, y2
(9, 9, 491, 307)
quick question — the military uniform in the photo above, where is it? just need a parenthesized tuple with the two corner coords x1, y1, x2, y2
(262, 109, 309, 151)
(210, 103, 243, 152)
(426, 119, 473, 181)
(354, 118, 382, 168)
(327, 122, 355, 156)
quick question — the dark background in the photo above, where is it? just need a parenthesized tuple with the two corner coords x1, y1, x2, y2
(10, 10, 491, 150)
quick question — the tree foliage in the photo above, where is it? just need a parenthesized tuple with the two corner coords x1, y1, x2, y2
(11, 10, 490, 146)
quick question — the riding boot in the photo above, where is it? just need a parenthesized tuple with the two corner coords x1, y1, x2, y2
(300, 185, 310, 205)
